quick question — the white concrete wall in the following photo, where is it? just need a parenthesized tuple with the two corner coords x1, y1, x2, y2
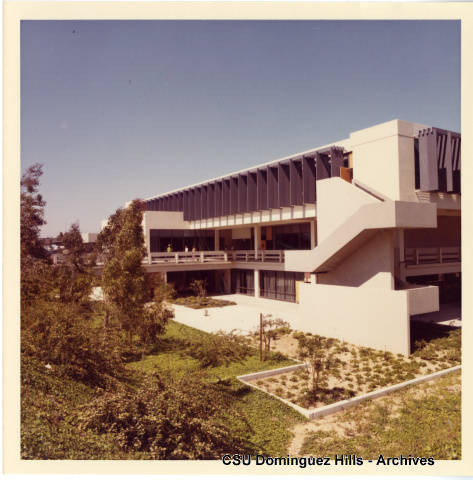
(317, 230, 395, 289)
(297, 282, 411, 355)
(316, 177, 380, 243)
(350, 119, 428, 202)
(407, 285, 439, 315)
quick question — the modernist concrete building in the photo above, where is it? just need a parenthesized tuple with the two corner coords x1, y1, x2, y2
(138, 119, 461, 355)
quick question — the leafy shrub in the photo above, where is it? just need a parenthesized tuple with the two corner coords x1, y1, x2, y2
(80, 374, 255, 459)
(190, 279, 207, 298)
(188, 330, 253, 368)
(153, 281, 177, 303)
(22, 300, 124, 387)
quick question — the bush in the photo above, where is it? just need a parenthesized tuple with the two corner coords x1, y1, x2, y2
(188, 330, 253, 368)
(21, 300, 124, 387)
(80, 373, 255, 459)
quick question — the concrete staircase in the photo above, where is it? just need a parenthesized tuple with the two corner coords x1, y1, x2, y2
(285, 200, 437, 273)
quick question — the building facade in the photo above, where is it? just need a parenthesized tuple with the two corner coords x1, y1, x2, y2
(138, 119, 461, 355)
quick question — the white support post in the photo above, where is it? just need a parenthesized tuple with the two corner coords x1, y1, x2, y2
(254, 226, 261, 257)
(175, 253, 179, 264)
(310, 220, 316, 249)
(254, 270, 260, 298)
(398, 229, 406, 282)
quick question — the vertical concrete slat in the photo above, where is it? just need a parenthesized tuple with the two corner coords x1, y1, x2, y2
(215, 181, 223, 217)
(238, 174, 248, 213)
(289, 159, 303, 205)
(230, 177, 238, 214)
(201, 185, 208, 219)
(223, 179, 230, 216)
(330, 147, 345, 178)
(453, 135, 461, 194)
(267, 166, 278, 209)
(183, 191, 189, 220)
(247, 172, 257, 211)
(257, 169, 268, 210)
(278, 163, 290, 207)
(418, 129, 439, 191)
(316, 152, 331, 180)
(445, 132, 454, 192)
(302, 156, 316, 203)
(207, 183, 215, 218)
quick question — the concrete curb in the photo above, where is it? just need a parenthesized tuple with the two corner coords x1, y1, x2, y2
(237, 364, 461, 420)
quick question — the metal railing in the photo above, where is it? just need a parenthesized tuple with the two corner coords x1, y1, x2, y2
(405, 246, 461, 266)
(146, 249, 285, 265)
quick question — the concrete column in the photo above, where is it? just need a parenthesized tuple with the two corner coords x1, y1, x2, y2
(254, 269, 260, 298)
(223, 269, 231, 294)
(398, 229, 406, 282)
(162, 271, 167, 283)
(254, 225, 261, 254)
(310, 220, 316, 249)
(214, 230, 220, 251)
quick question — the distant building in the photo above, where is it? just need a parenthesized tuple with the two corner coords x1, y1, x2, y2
(81, 233, 98, 244)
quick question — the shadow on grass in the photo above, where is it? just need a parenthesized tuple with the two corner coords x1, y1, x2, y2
(410, 321, 458, 354)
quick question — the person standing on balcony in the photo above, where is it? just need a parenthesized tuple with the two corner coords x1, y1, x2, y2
(167, 244, 172, 253)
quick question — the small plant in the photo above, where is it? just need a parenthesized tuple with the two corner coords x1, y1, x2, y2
(253, 314, 290, 361)
(190, 279, 207, 298)
(297, 334, 341, 401)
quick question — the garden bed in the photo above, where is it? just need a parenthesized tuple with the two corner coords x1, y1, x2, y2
(243, 322, 460, 411)
(172, 296, 237, 309)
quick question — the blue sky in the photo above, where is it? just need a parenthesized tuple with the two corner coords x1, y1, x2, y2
(21, 20, 460, 237)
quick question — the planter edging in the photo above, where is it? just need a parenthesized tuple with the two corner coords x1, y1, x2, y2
(237, 364, 461, 419)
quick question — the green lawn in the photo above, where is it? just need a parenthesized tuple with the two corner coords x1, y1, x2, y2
(299, 371, 461, 460)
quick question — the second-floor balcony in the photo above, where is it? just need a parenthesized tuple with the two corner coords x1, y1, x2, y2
(147, 249, 285, 265)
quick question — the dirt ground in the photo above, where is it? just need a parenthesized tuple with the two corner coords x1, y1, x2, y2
(246, 332, 458, 410)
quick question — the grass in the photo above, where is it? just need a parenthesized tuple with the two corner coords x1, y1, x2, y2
(128, 320, 304, 455)
(22, 318, 304, 459)
(299, 371, 461, 460)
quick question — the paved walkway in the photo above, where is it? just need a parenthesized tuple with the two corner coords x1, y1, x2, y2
(411, 302, 461, 328)
(172, 294, 301, 335)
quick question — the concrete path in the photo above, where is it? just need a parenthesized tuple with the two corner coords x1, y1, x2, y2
(411, 302, 461, 327)
(172, 294, 301, 335)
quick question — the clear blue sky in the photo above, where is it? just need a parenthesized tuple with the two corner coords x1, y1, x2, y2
(21, 20, 460, 237)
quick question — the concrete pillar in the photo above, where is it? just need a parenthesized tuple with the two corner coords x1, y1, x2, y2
(254, 225, 261, 254)
(162, 271, 167, 283)
(398, 229, 406, 282)
(254, 269, 260, 298)
(214, 230, 220, 251)
(310, 220, 316, 249)
(223, 269, 231, 294)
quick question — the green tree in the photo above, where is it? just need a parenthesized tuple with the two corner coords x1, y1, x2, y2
(97, 200, 172, 348)
(20, 163, 47, 260)
(55, 223, 94, 305)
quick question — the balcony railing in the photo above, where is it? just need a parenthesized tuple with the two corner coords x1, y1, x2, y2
(405, 246, 461, 266)
(147, 250, 285, 265)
